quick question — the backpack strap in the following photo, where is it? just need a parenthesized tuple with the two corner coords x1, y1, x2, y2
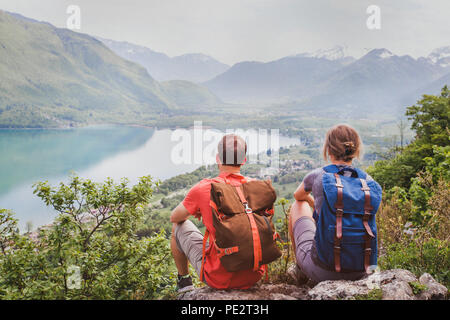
(199, 229, 210, 282)
(360, 179, 375, 273)
(333, 173, 344, 273)
(234, 185, 262, 272)
(354, 168, 367, 179)
(214, 242, 239, 258)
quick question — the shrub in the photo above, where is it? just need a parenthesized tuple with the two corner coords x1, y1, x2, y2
(379, 238, 449, 288)
(409, 281, 428, 295)
(0, 175, 176, 299)
(267, 198, 295, 284)
(377, 177, 450, 288)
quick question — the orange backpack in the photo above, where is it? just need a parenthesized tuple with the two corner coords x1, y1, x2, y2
(200, 175, 282, 280)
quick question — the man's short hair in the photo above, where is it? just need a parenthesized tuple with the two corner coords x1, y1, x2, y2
(217, 134, 247, 166)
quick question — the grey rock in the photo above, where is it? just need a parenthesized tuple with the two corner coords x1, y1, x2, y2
(179, 269, 447, 301)
(382, 281, 414, 300)
(417, 273, 448, 300)
(308, 269, 423, 300)
(376, 268, 417, 283)
(308, 280, 366, 300)
(178, 283, 310, 300)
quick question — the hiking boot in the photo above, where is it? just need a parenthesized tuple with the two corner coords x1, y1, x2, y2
(287, 264, 309, 285)
(176, 274, 194, 293)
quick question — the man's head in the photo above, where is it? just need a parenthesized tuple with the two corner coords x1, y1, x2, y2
(216, 134, 247, 168)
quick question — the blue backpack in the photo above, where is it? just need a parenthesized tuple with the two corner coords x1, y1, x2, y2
(314, 164, 382, 273)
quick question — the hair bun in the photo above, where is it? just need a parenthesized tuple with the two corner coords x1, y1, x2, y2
(343, 141, 356, 155)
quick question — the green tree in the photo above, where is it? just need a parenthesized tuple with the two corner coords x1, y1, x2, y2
(0, 175, 176, 299)
(0, 209, 18, 255)
(406, 86, 450, 147)
(368, 86, 450, 190)
(371, 87, 450, 287)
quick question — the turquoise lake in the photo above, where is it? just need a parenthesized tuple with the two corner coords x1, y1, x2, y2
(0, 126, 300, 230)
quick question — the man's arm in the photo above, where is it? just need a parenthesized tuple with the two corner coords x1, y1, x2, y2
(170, 202, 191, 224)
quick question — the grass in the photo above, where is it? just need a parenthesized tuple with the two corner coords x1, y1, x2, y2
(409, 281, 428, 295)
(353, 288, 383, 300)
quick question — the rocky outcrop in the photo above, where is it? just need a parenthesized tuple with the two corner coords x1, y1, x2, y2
(179, 283, 309, 300)
(178, 269, 448, 300)
(416, 273, 449, 300)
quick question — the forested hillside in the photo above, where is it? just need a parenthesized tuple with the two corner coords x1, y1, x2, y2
(0, 11, 220, 128)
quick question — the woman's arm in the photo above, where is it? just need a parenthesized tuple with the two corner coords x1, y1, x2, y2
(294, 181, 315, 210)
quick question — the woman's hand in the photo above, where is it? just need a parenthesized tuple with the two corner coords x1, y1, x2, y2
(294, 182, 315, 211)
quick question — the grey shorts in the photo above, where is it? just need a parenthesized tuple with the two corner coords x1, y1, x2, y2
(174, 219, 206, 277)
(293, 216, 365, 283)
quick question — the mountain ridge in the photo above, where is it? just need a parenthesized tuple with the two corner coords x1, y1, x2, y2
(1, 9, 448, 127)
(0, 10, 221, 128)
(203, 47, 450, 115)
(97, 37, 230, 83)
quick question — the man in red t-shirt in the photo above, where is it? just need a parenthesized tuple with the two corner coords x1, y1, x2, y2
(170, 134, 264, 292)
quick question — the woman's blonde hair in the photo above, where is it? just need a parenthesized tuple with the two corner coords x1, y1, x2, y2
(323, 124, 362, 163)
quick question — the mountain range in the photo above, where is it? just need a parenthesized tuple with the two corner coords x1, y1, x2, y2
(0, 10, 220, 128)
(97, 37, 230, 83)
(202, 46, 450, 117)
(0, 9, 448, 128)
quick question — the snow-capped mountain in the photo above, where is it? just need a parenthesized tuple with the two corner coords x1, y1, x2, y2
(302, 48, 448, 117)
(369, 48, 395, 59)
(97, 37, 450, 117)
(203, 47, 449, 117)
(427, 46, 450, 69)
(296, 45, 355, 63)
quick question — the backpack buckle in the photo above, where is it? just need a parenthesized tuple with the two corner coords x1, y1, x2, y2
(244, 203, 253, 214)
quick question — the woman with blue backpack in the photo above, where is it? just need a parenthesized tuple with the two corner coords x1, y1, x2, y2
(289, 124, 382, 284)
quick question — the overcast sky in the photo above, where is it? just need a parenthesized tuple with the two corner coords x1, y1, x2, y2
(1, 0, 449, 65)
